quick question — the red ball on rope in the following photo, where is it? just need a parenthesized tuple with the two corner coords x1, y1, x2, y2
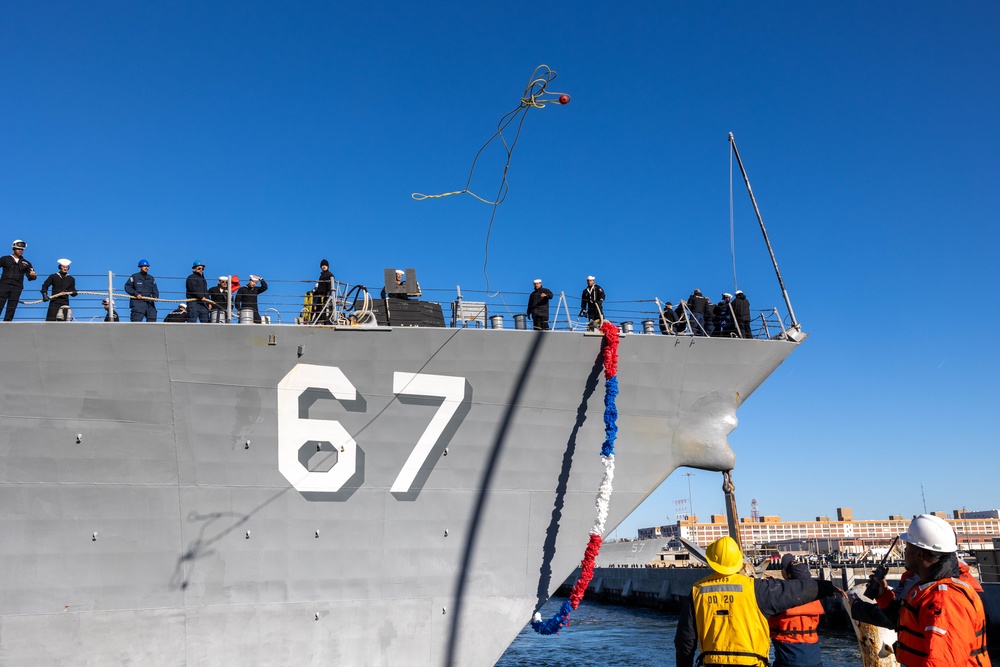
(558, 94, 570, 105)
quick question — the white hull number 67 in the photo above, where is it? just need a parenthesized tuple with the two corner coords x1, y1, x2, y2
(277, 364, 466, 494)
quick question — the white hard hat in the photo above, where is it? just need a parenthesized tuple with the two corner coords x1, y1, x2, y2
(900, 514, 958, 553)
(58, 258, 71, 267)
(12, 239, 26, 249)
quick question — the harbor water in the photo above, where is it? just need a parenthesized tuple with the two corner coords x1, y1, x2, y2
(497, 598, 863, 666)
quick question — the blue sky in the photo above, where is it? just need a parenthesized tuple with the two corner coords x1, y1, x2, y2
(3, 2, 998, 535)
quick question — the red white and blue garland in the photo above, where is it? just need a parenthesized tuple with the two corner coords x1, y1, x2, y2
(531, 320, 620, 635)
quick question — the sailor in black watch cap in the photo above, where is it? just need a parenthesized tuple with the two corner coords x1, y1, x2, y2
(313, 259, 334, 323)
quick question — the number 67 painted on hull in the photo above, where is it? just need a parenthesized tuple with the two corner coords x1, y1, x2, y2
(277, 364, 468, 494)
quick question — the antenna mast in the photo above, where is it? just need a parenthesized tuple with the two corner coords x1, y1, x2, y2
(683, 471, 696, 519)
(728, 133, 800, 331)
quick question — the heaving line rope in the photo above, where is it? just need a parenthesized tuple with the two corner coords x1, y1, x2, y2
(411, 64, 569, 295)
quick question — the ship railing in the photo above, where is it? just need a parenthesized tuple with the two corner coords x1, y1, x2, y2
(757, 308, 784, 340)
(13, 272, 362, 324)
(13, 273, 797, 340)
(647, 299, 797, 341)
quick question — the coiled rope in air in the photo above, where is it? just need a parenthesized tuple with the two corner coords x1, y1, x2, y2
(411, 64, 569, 294)
(531, 320, 620, 635)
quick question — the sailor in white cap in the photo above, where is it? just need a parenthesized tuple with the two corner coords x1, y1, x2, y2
(381, 269, 410, 299)
(0, 239, 37, 321)
(164, 301, 188, 323)
(207, 275, 232, 323)
(235, 274, 268, 323)
(41, 258, 78, 322)
(579, 275, 605, 331)
(526, 278, 554, 330)
(380, 268, 421, 300)
(711, 293, 733, 337)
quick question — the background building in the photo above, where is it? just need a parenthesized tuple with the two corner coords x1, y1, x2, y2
(639, 507, 1000, 553)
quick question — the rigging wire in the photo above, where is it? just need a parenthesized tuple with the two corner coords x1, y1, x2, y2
(729, 141, 739, 292)
(412, 64, 569, 295)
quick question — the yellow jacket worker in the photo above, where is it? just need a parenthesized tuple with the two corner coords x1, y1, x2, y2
(674, 537, 835, 666)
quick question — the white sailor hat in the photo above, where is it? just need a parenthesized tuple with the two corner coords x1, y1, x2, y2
(58, 258, 71, 267)
(395, 269, 404, 275)
(735, 290, 744, 295)
(249, 275, 260, 281)
(218, 275, 229, 282)
(586, 275, 595, 281)
(723, 292, 733, 299)
(533, 278, 542, 284)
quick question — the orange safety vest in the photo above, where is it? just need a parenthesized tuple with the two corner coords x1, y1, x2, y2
(878, 564, 982, 609)
(895, 576, 991, 667)
(768, 599, 824, 644)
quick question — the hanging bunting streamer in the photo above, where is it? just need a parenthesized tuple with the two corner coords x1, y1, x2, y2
(531, 320, 620, 635)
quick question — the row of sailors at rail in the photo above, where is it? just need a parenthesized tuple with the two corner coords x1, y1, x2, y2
(661, 288, 752, 337)
(3, 253, 414, 324)
(116, 260, 268, 323)
(3, 240, 751, 336)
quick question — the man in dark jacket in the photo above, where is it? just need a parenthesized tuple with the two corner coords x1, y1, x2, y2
(703, 297, 716, 336)
(685, 288, 709, 336)
(40, 258, 77, 321)
(102, 299, 120, 322)
(312, 259, 334, 324)
(768, 555, 825, 667)
(124, 259, 159, 322)
(713, 293, 733, 337)
(0, 239, 37, 321)
(235, 275, 268, 323)
(672, 302, 688, 333)
(526, 279, 554, 330)
(185, 260, 212, 323)
(659, 301, 679, 334)
(674, 536, 835, 667)
(732, 290, 751, 338)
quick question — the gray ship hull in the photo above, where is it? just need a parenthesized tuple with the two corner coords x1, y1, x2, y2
(0, 323, 798, 665)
